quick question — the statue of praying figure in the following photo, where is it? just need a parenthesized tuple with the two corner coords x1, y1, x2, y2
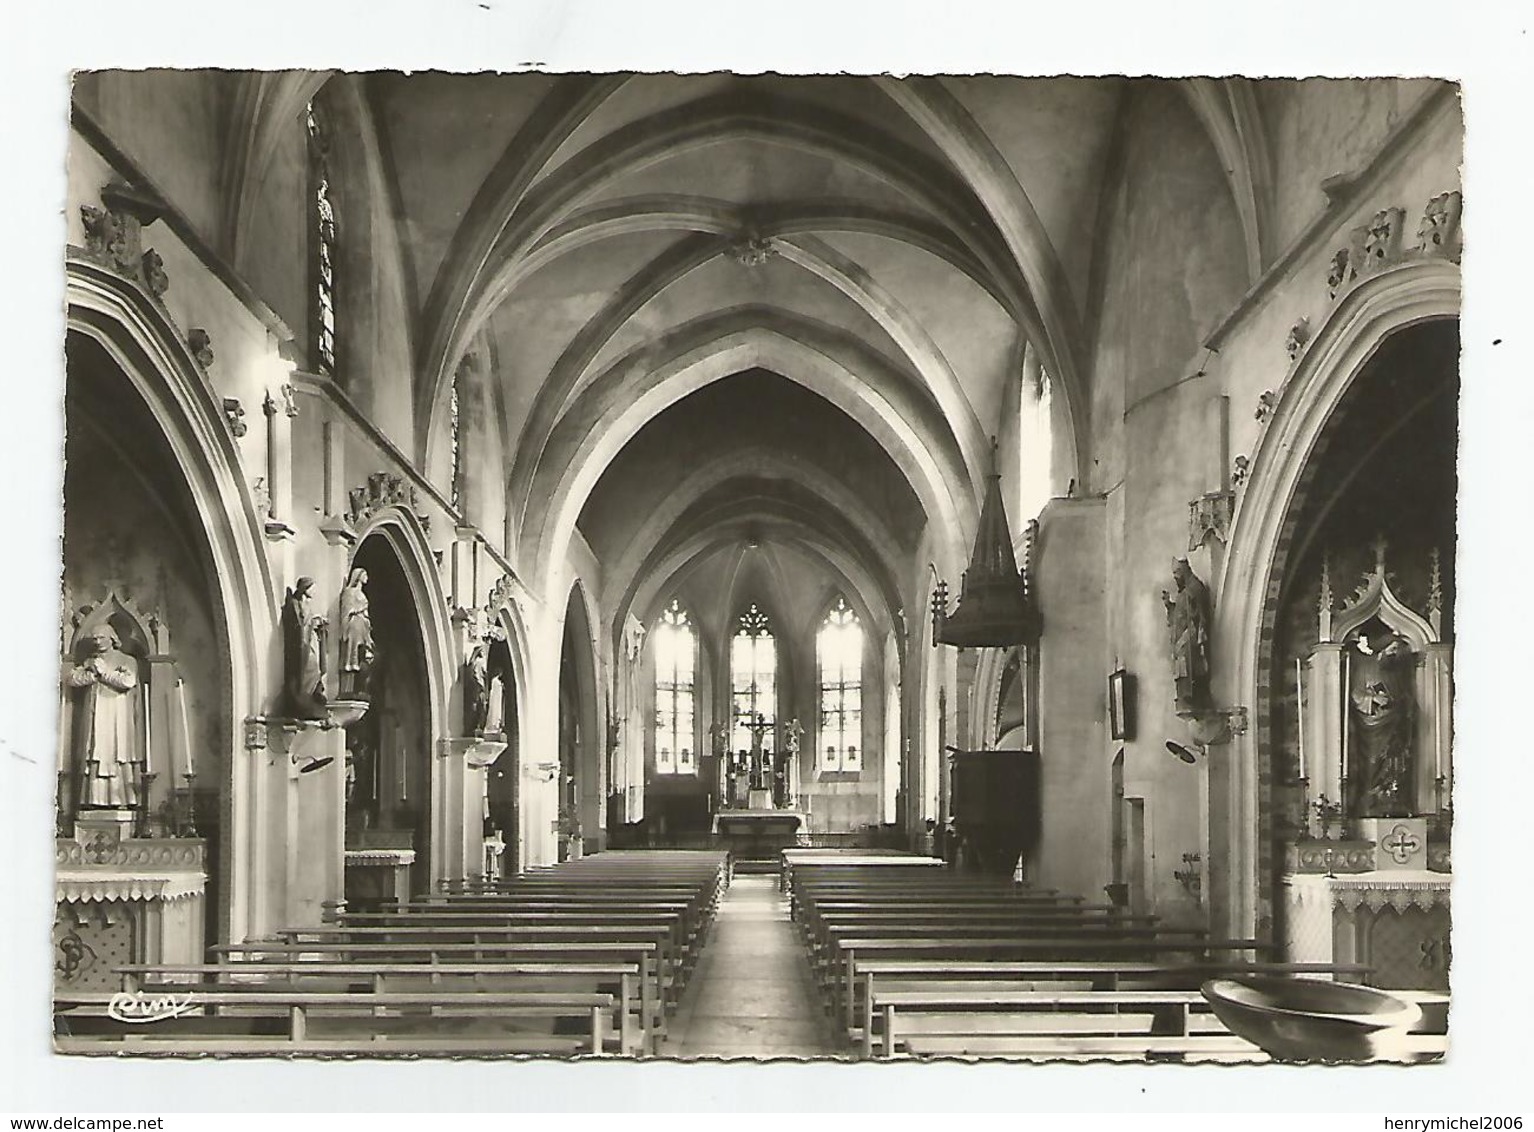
(465, 641, 490, 736)
(281, 576, 329, 720)
(1347, 633, 1418, 817)
(338, 568, 374, 699)
(1162, 557, 1213, 716)
(68, 627, 141, 809)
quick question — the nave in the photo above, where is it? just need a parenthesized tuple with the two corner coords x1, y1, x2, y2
(56, 847, 1447, 1060)
(53, 71, 1461, 1064)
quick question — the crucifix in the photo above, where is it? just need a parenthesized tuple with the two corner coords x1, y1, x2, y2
(744, 712, 773, 789)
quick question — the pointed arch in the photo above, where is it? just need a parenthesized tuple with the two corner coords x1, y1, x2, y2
(66, 256, 278, 941)
(1213, 257, 1461, 941)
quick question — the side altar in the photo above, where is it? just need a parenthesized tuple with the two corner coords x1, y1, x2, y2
(54, 590, 208, 995)
(55, 816, 206, 995)
(1282, 543, 1452, 992)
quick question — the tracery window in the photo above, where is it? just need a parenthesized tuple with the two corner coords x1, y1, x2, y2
(652, 600, 696, 775)
(818, 596, 863, 773)
(730, 604, 776, 755)
(306, 99, 337, 376)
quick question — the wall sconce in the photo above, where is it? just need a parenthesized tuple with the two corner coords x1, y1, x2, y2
(1174, 852, 1203, 900)
(1108, 668, 1136, 741)
(1165, 740, 1200, 765)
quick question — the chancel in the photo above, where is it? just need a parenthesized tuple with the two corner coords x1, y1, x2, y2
(51, 71, 1459, 1061)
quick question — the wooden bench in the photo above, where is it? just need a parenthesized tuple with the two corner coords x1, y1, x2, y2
(54, 988, 618, 1057)
(823, 936, 1274, 1033)
(112, 959, 652, 1055)
(210, 939, 668, 1041)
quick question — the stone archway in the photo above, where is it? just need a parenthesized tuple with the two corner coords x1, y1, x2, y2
(1212, 258, 1461, 940)
(65, 259, 277, 942)
(342, 530, 437, 899)
(558, 583, 603, 858)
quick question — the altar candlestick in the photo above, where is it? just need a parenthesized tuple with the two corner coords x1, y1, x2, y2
(177, 679, 196, 779)
(1295, 657, 1306, 781)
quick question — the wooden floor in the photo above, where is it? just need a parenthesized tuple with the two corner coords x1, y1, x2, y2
(662, 876, 842, 1059)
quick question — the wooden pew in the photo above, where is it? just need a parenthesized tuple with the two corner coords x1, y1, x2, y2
(211, 939, 667, 1045)
(54, 987, 618, 1057)
(112, 959, 651, 1055)
(823, 936, 1274, 1035)
(852, 961, 1376, 1055)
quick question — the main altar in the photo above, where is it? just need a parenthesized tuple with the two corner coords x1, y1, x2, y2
(1281, 544, 1452, 991)
(711, 713, 807, 862)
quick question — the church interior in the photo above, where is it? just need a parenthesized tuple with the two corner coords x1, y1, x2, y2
(52, 71, 1462, 1061)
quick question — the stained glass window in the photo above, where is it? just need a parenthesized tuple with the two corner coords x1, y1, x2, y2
(731, 604, 776, 756)
(306, 100, 337, 376)
(448, 377, 462, 512)
(653, 600, 695, 775)
(818, 596, 863, 772)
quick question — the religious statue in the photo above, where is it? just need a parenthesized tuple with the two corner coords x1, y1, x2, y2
(464, 641, 490, 736)
(1347, 633, 1417, 817)
(337, 568, 375, 699)
(68, 627, 141, 809)
(281, 576, 328, 720)
(1162, 558, 1213, 715)
(783, 718, 803, 756)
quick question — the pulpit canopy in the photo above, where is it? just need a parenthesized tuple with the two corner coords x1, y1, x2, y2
(932, 445, 1040, 649)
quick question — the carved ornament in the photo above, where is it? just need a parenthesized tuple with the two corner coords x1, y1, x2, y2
(1284, 318, 1311, 362)
(1231, 454, 1250, 490)
(222, 398, 247, 439)
(187, 328, 214, 370)
(1416, 191, 1463, 260)
(78, 181, 169, 300)
(1188, 491, 1235, 551)
(727, 230, 777, 268)
(345, 471, 420, 530)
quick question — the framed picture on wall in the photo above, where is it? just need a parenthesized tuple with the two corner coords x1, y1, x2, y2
(1108, 668, 1136, 741)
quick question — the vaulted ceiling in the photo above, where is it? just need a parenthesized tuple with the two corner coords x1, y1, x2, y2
(351, 73, 1149, 612)
(83, 70, 1398, 622)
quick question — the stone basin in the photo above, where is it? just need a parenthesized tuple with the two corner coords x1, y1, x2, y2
(1201, 976, 1421, 1063)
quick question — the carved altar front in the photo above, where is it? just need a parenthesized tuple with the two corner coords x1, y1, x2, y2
(54, 818, 205, 994)
(1283, 872, 1450, 991)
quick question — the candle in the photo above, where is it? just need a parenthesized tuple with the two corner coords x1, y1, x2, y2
(1340, 648, 1351, 785)
(177, 679, 195, 779)
(1294, 657, 1306, 781)
(143, 682, 154, 775)
(397, 725, 407, 802)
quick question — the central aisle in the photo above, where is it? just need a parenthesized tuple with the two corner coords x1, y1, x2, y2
(663, 875, 842, 1059)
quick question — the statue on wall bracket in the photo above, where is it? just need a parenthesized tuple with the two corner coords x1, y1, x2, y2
(337, 568, 375, 700)
(280, 577, 329, 721)
(1163, 558, 1213, 717)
